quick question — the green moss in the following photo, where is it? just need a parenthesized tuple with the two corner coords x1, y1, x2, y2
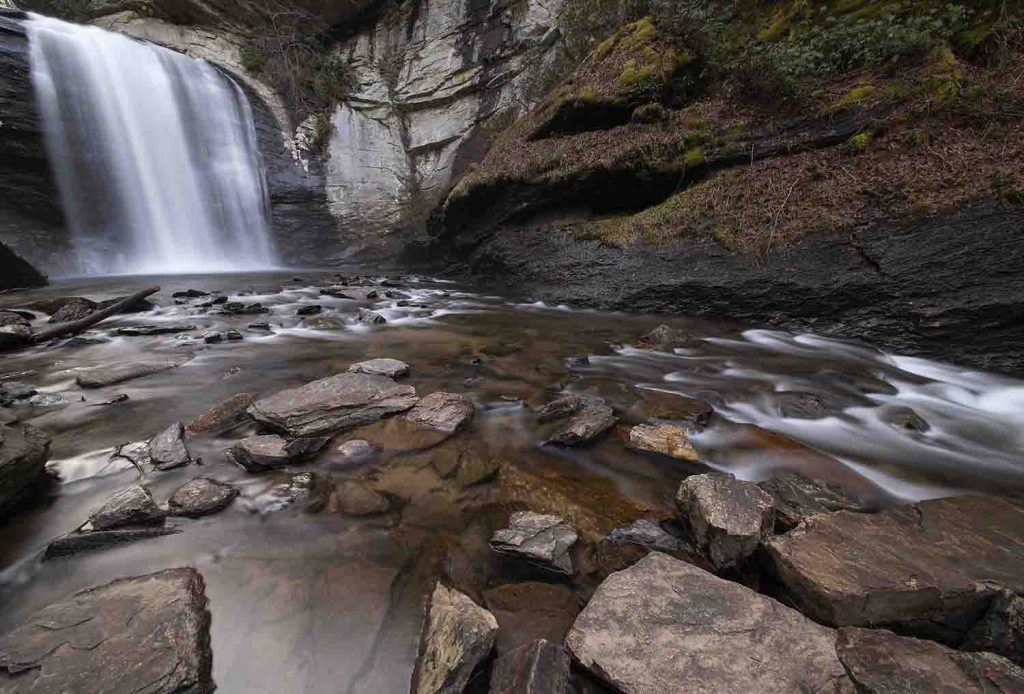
(847, 130, 873, 153)
(683, 147, 705, 168)
(993, 174, 1024, 206)
(836, 84, 878, 108)
(239, 44, 267, 73)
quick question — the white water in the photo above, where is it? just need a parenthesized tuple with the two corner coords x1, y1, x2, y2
(27, 14, 276, 275)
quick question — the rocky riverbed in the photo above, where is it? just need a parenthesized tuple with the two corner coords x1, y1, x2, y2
(1, 271, 1022, 692)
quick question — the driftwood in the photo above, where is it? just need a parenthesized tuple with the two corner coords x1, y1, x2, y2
(0, 286, 160, 351)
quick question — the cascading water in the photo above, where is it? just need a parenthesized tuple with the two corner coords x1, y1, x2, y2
(26, 14, 276, 275)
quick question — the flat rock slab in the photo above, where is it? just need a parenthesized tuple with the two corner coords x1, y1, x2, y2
(836, 626, 1024, 693)
(490, 639, 569, 694)
(88, 484, 165, 530)
(45, 526, 181, 558)
(758, 471, 867, 531)
(490, 511, 578, 575)
(676, 472, 774, 570)
(114, 324, 196, 336)
(248, 372, 418, 437)
(0, 422, 50, 520)
(627, 423, 698, 462)
(546, 402, 616, 446)
(149, 422, 191, 470)
(0, 568, 212, 692)
(347, 358, 409, 378)
(765, 495, 1024, 639)
(229, 434, 328, 471)
(75, 360, 183, 388)
(404, 392, 474, 434)
(186, 393, 253, 434)
(566, 552, 851, 693)
(411, 582, 498, 694)
(169, 478, 239, 517)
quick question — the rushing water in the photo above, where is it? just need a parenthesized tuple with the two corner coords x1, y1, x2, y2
(1, 274, 1022, 691)
(27, 15, 275, 275)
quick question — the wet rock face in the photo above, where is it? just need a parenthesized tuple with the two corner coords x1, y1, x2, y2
(758, 471, 867, 531)
(0, 242, 47, 292)
(764, 495, 1024, 642)
(411, 582, 498, 694)
(229, 434, 328, 471)
(0, 568, 213, 693)
(404, 392, 474, 434)
(835, 626, 1024, 693)
(0, 422, 51, 521)
(490, 639, 570, 694)
(545, 402, 616, 446)
(248, 372, 419, 437)
(490, 512, 578, 575)
(168, 478, 239, 517)
(675, 473, 774, 570)
(566, 552, 851, 693)
(88, 484, 165, 530)
(149, 422, 192, 470)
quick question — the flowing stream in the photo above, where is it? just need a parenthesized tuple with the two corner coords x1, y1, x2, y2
(26, 15, 275, 275)
(1, 273, 1023, 691)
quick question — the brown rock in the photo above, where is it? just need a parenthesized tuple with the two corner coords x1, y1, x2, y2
(627, 423, 698, 462)
(546, 402, 616, 446)
(186, 393, 253, 434)
(75, 360, 183, 388)
(490, 639, 570, 694)
(404, 392, 474, 434)
(676, 472, 774, 570)
(758, 471, 867, 531)
(168, 478, 239, 517)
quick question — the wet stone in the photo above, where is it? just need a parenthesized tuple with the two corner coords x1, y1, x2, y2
(347, 358, 410, 379)
(0, 568, 213, 692)
(0, 382, 35, 407)
(546, 402, 616, 446)
(490, 639, 570, 694)
(46, 526, 180, 557)
(411, 582, 498, 694)
(627, 423, 698, 462)
(535, 393, 584, 422)
(335, 439, 378, 465)
(490, 511, 578, 575)
(149, 422, 191, 470)
(962, 591, 1024, 667)
(322, 286, 378, 300)
(172, 288, 209, 298)
(296, 304, 322, 315)
(229, 434, 328, 471)
(405, 392, 474, 434)
(253, 472, 327, 514)
(304, 316, 345, 330)
(0, 423, 51, 520)
(356, 308, 386, 325)
(48, 297, 97, 323)
(114, 324, 196, 336)
(88, 484, 165, 530)
(676, 472, 774, 571)
(168, 478, 239, 517)
(758, 471, 867, 531)
(75, 360, 183, 388)
(186, 393, 253, 435)
(335, 480, 390, 516)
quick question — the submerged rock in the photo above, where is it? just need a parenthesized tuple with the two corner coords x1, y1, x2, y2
(836, 626, 1024, 693)
(87, 484, 165, 530)
(490, 511, 578, 575)
(229, 434, 328, 471)
(411, 582, 498, 694)
(304, 315, 345, 330)
(0, 422, 51, 521)
(347, 358, 409, 379)
(335, 480, 390, 516)
(566, 552, 851, 693)
(545, 402, 616, 446)
(251, 472, 328, 514)
(168, 478, 239, 517)
(248, 372, 418, 437)
(46, 526, 180, 557)
(0, 568, 213, 692)
(764, 495, 1024, 642)
(335, 439, 378, 465)
(404, 392, 474, 434)
(356, 308, 387, 325)
(758, 471, 867, 531)
(75, 360, 183, 388)
(186, 392, 253, 434)
(149, 422, 192, 470)
(676, 472, 774, 571)
(627, 423, 698, 462)
(490, 639, 570, 694)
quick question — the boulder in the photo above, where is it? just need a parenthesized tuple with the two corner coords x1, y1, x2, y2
(335, 480, 390, 516)
(545, 402, 616, 446)
(835, 626, 1024, 693)
(626, 423, 698, 462)
(48, 297, 96, 323)
(149, 422, 192, 470)
(490, 512, 578, 575)
(0, 422, 50, 521)
(0, 568, 212, 692)
(248, 372, 418, 437)
(0, 381, 35, 406)
(675, 472, 774, 570)
(411, 582, 498, 694)
(604, 518, 694, 557)
(46, 526, 180, 557)
(347, 358, 410, 379)
(75, 360, 182, 388)
(962, 591, 1024, 667)
(566, 552, 851, 693)
(490, 639, 570, 694)
(764, 495, 1024, 643)
(405, 392, 474, 434)
(229, 434, 328, 471)
(758, 471, 867, 531)
(186, 393, 253, 434)
(296, 304, 322, 315)
(168, 478, 239, 517)
(114, 324, 196, 336)
(87, 484, 165, 530)
(535, 394, 584, 422)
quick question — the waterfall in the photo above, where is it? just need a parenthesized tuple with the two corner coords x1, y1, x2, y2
(26, 14, 276, 275)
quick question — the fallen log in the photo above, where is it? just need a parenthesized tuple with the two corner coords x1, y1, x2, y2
(0, 286, 160, 351)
